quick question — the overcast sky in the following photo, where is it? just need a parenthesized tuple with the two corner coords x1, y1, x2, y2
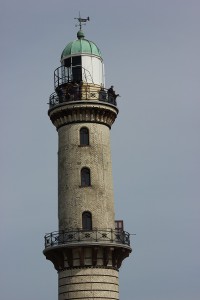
(1, 1, 200, 300)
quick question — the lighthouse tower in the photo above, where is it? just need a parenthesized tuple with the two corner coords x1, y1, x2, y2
(43, 17, 132, 300)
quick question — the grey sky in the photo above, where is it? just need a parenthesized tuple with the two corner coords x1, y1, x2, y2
(1, 0, 200, 299)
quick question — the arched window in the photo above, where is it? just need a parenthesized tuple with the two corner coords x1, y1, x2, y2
(82, 211, 92, 230)
(81, 167, 91, 187)
(80, 127, 89, 146)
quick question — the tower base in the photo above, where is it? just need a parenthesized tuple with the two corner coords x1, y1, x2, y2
(58, 267, 119, 300)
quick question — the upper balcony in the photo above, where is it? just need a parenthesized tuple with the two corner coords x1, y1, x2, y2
(48, 65, 119, 109)
(48, 86, 117, 109)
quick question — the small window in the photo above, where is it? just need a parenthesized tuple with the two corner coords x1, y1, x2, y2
(80, 127, 89, 146)
(81, 167, 91, 187)
(82, 211, 92, 230)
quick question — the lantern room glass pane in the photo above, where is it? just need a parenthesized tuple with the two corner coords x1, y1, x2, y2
(72, 56, 82, 83)
(64, 56, 82, 83)
(64, 58, 71, 68)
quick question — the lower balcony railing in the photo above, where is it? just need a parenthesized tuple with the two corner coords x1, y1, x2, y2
(44, 229, 130, 248)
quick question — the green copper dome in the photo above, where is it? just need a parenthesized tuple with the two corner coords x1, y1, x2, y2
(61, 30, 102, 59)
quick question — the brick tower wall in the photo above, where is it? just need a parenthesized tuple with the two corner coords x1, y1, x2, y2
(58, 268, 119, 300)
(58, 122, 115, 231)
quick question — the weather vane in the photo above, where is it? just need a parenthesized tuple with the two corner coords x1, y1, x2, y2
(74, 12, 90, 30)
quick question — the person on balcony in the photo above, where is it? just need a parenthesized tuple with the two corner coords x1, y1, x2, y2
(65, 83, 73, 101)
(99, 86, 107, 101)
(56, 87, 64, 103)
(73, 82, 79, 100)
(107, 85, 119, 104)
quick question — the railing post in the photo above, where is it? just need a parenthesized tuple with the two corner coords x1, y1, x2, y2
(50, 232, 53, 246)
(127, 232, 130, 246)
(78, 228, 80, 242)
(62, 230, 64, 244)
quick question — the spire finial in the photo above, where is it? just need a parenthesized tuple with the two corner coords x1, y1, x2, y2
(74, 12, 90, 30)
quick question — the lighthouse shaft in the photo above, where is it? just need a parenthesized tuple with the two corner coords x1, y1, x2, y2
(58, 122, 115, 231)
(43, 23, 132, 300)
(44, 102, 131, 299)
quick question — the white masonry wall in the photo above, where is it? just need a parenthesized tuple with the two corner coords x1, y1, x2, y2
(82, 55, 104, 86)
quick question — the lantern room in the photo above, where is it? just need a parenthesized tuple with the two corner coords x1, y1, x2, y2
(49, 17, 119, 109)
(60, 30, 104, 86)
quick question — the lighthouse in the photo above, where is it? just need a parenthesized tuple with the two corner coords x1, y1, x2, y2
(43, 17, 132, 300)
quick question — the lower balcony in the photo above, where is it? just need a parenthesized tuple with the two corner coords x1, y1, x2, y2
(44, 228, 131, 249)
(43, 229, 132, 271)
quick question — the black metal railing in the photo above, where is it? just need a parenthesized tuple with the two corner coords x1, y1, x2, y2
(48, 87, 117, 109)
(44, 228, 130, 248)
(54, 65, 94, 89)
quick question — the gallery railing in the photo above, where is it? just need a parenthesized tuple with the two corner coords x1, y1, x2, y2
(44, 228, 130, 248)
(48, 87, 117, 109)
(54, 65, 94, 89)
